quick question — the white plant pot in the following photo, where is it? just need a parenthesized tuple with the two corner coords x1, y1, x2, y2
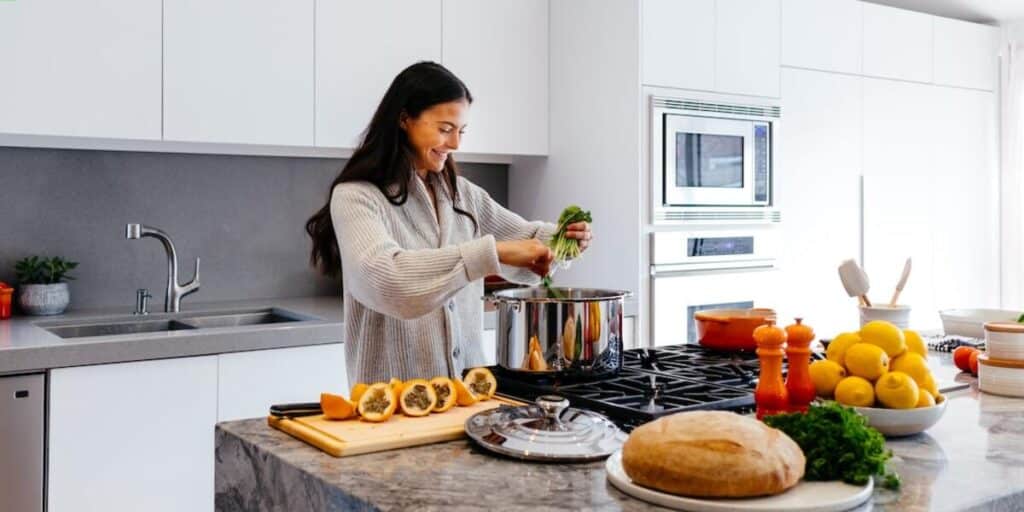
(19, 283, 70, 316)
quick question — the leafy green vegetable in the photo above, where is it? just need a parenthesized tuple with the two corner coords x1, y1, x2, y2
(549, 205, 592, 263)
(763, 402, 900, 490)
(1017, 312, 1024, 324)
(541, 205, 592, 299)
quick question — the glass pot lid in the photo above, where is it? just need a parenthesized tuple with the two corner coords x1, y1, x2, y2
(465, 395, 626, 462)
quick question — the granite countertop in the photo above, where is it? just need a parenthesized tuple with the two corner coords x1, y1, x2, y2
(214, 357, 1024, 512)
(0, 296, 346, 375)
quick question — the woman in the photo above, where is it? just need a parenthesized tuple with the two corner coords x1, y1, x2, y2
(306, 62, 591, 384)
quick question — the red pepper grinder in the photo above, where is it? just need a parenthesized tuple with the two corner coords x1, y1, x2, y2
(753, 320, 788, 420)
(784, 318, 816, 413)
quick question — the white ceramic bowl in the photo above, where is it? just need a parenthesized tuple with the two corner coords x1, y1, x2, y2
(984, 322, 1024, 361)
(978, 354, 1024, 398)
(939, 309, 1020, 338)
(853, 400, 947, 437)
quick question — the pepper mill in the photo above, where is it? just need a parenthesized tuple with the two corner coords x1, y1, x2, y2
(753, 320, 789, 420)
(784, 318, 816, 413)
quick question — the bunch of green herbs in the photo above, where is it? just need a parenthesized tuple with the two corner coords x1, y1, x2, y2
(541, 205, 592, 298)
(763, 402, 901, 490)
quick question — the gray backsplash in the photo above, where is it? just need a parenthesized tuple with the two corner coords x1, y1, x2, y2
(0, 146, 508, 311)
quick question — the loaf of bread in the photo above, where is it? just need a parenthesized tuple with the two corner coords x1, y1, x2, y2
(621, 411, 805, 498)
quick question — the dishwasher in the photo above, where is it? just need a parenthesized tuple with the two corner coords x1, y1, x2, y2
(0, 373, 44, 512)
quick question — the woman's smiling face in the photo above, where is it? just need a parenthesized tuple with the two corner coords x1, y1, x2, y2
(401, 99, 469, 175)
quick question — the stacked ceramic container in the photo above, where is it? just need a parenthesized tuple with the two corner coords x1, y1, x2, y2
(978, 322, 1024, 398)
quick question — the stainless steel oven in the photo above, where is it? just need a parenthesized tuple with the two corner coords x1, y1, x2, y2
(649, 228, 779, 346)
(652, 96, 780, 224)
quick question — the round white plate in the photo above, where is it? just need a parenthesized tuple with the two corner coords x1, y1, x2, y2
(606, 450, 873, 512)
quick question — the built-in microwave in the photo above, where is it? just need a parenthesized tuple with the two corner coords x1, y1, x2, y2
(651, 96, 780, 224)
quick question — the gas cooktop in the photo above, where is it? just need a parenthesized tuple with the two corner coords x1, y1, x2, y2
(493, 344, 819, 432)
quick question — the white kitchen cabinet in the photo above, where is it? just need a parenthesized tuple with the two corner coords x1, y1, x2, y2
(781, 0, 862, 74)
(641, 0, 716, 92)
(316, 0, 441, 149)
(48, 356, 218, 512)
(217, 344, 347, 422)
(441, 0, 548, 155)
(163, 0, 314, 146)
(715, 0, 780, 97)
(777, 68, 862, 334)
(0, 0, 161, 139)
(933, 17, 998, 91)
(862, 3, 933, 83)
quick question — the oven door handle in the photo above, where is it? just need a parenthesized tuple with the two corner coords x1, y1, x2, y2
(650, 263, 776, 277)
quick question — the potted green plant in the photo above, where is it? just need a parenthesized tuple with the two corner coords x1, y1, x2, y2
(14, 256, 78, 315)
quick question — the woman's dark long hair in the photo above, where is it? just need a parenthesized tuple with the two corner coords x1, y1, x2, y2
(306, 61, 475, 277)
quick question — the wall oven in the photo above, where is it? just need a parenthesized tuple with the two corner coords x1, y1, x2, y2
(651, 96, 780, 224)
(649, 228, 779, 346)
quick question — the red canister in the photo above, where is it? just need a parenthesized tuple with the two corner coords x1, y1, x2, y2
(0, 283, 12, 320)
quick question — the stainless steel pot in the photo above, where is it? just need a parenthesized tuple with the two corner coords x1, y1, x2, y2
(488, 287, 631, 377)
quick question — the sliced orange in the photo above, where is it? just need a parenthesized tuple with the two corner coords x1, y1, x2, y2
(320, 392, 357, 420)
(463, 367, 498, 400)
(452, 378, 479, 406)
(398, 379, 437, 417)
(388, 377, 405, 397)
(350, 382, 369, 403)
(356, 382, 398, 422)
(429, 376, 458, 413)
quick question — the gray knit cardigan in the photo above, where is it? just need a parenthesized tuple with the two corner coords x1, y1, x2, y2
(331, 173, 556, 384)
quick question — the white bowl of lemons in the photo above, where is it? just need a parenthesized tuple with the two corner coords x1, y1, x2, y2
(811, 321, 947, 437)
(853, 399, 947, 437)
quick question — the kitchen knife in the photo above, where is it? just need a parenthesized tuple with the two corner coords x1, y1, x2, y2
(269, 402, 322, 418)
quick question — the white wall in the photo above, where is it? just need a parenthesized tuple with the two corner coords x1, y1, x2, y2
(509, 0, 642, 301)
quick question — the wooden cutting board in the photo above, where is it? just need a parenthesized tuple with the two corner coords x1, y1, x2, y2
(267, 396, 520, 457)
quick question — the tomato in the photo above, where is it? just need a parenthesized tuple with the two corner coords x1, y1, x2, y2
(969, 350, 980, 376)
(953, 346, 977, 372)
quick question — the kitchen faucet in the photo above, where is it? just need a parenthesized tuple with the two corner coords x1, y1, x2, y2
(125, 224, 200, 312)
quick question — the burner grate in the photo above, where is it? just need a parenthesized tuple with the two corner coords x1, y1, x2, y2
(491, 343, 804, 431)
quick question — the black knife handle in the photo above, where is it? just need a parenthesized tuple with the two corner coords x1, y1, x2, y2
(269, 402, 322, 417)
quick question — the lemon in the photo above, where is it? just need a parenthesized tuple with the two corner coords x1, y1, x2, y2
(860, 321, 907, 357)
(890, 352, 932, 389)
(826, 332, 862, 366)
(844, 343, 890, 381)
(920, 372, 939, 398)
(916, 389, 936, 408)
(835, 376, 875, 407)
(875, 371, 920, 409)
(904, 329, 928, 357)
(809, 360, 847, 398)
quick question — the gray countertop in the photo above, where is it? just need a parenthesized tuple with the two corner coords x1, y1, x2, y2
(0, 296, 346, 374)
(214, 357, 1024, 512)
(0, 295, 512, 375)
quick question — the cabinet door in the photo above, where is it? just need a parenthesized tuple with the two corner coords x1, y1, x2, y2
(781, 0, 861, 74)
(862, 3, 932, 83)
(217, 344, 347, 422)
(642, 0, 715, 92)
(48, 357, 218, 512)
(316, 0, 441, 149)
(862, 78, 940, 328)
(164, 0, 314, 145)
(778, 68, 862, 334)
(933, 17, 998, 91)
(0, 0, 161, 139)
(442, 0, 548, 155)
(716, 0, 780, 97)
(481, 329, 497, 366)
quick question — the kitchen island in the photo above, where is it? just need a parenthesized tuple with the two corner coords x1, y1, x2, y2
(216, 376, 1024, 511)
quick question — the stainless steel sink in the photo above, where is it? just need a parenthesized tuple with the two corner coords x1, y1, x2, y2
(41, 308, 315, 339)
(45, 320, 196, 339)
(178, 310, 304, 328)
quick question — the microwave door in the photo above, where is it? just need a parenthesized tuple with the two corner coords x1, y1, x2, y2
(663, 115, 755, 206)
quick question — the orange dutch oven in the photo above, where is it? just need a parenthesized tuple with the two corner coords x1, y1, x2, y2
(693, 308, 777, 351)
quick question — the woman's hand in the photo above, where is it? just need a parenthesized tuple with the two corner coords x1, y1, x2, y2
(563, 222, 592, 253)
(496, 239, 554, 277)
